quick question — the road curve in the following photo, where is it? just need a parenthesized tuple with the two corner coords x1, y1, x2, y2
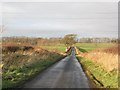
(23, 48, 90, 88)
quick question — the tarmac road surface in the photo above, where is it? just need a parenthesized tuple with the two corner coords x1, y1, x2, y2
(23, 47, 90, 88)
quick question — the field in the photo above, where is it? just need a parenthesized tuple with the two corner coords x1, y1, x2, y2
(40, 44, 66, 53)
(2, 44, 66, 88)
(76, 43, 118, 88)
(2, 40, 119, 88)
(76, 43, 115, 52)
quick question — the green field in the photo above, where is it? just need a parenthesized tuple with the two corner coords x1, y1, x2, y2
(40, 44, 66, 53)
(75, 43, 115, 52)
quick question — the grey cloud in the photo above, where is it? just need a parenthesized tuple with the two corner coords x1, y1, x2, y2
(2, 2, 118, 38)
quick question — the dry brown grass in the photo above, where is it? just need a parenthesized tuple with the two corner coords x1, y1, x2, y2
(79, 45, 119, 72)
(2, 44, 65, 88)
(2, 45, 64, 72)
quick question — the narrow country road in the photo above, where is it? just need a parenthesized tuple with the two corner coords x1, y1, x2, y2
(23, 48, 90, 88)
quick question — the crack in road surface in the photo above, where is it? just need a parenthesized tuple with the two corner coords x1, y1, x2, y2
(23, 48, 90, 88)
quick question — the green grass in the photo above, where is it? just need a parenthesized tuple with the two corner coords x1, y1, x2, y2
(75, 43, 116, 52)
(77, 57, 118, 88)
(41, 44, 66, 53)
(3, 56, 65, 88)
(2, 49, 65, 88)
(2, 57, 63, 88)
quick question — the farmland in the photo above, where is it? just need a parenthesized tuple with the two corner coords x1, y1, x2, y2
(76, 43, 118, 88)
(76, 43, 116, 52)
(40, 44, 66, 53)
(1, 37, 119, 88)
(2, 2, 119, 89)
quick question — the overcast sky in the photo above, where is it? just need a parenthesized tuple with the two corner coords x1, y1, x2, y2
(2, 2, 118, 38)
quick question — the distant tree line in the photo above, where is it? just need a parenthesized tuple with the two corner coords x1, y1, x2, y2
(78, 37, 119, 43)
(2, 36, 119, 47)
(2, 37, 63, 46)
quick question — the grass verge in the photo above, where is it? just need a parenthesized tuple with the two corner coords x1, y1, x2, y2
(2, 55, 65, 88)
(76, 56, 118, 88)
(2, 46, 67, 88)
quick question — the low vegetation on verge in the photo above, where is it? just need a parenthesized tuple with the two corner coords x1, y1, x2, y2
(77, 57, 118, 88)
(76, 43, 118, 88)
(2, 45, 65, 88)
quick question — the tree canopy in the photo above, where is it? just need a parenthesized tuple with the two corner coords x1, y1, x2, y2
(63, 34, 77, 47)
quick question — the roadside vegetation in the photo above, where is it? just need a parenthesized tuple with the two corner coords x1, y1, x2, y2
(77, 57, 118, 88)
(2, 35, 76, 88)
(76, 43, 118, 88)
(2, 36, 119, 88)
(2, 45, 65, 88)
